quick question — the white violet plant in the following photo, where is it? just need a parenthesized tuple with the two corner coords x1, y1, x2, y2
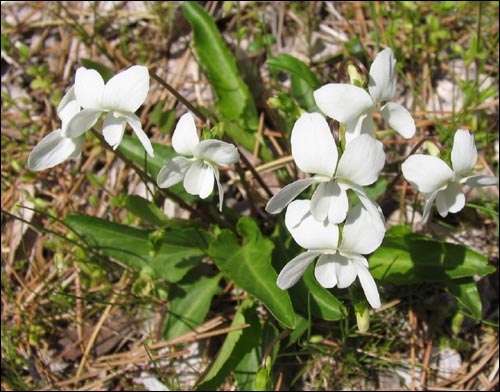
(277, 199, 386, 309)
(157, 112, 240, 211)
(314, 47, 416, 144)
(265, 112, 386, 225)
(65, 65, 154, 157)
(402, 129, 499, 223)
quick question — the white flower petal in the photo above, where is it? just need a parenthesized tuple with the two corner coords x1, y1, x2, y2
(436, 182, 465, 217)
(67, 139, 85, 159)
(422, 191, 438, 224)
(57, 86, 77, 115)
(336, 134, 385, 186)
(285, 199, 339, 250)
(380, 102, 415, 138)
(74, 67, 104, 109)
(212, 166, 224, 211)
(344, 113, 375, 145)
(310, 182, 330, 222)
(64, 109, 102, 138)
(184, 160, 214, 198)
(341, 203, 385, 255)
(277, 251, 321, 290)
(265, 178, 319, 214)
(121, 112, 154, 157)
(463, 175, 499, 187)
(172, 112, 199, 156)
(102, 112, 126, 150)
(401, 155, 454, 193)
(451, 129, 477, 176)
(368, 47, 397, 103)
(57, 86, 81, 131)
(333, 253, 358, 288)
(310, 180, 348, 224)
(28, 129, 83, 171)
(290, 112, 338, 176)
(314, 254, 338, 288)
(60, 100, 81, 133)
(352, 257, 381, 308)
(194, 139, 239, 166)
(313, 83, 374, 123)
(327, 185, 349, 224)
(348, 184, 386, 231)
(102, 65, 149, 113)
(157, 156, 192, 188)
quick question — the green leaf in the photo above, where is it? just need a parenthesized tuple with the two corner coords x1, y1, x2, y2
(290, 74, 319, 112)
(445, 277, 483, 320)
(233, 321, 279, 390)
(267, 54, 321, 112)
(369, 225, 495, 285)
(298, 264, 347, 320)
(285, 263, 348, 320)
(65, 214, 210, 283)
(267, 54, 321, 88)
(233, 343, 260, 391)
(117, 135, 197, 202)
(163, 271, 223, 339)
(363, 177, 387, 201)
(181, 1, 259, 131)
(254, 356, 272, 391)
(195, 299, 262, 391)
(209, 217, 296, 329)
(286, 313, 310, 348)
(117, 135, 175, 179)
(123, 195, 169, 227)
(149, 101, 177, 135)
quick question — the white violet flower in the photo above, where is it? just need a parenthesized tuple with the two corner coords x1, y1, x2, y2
(402, 129, 499, 223)
(157, 112, 240, 211)
(314, 47, 415, 144)
(28, 86, 85, 171)
(277, 199, 385, 309)
(65, 65, 154, 157)
(265, 112, 386, 225)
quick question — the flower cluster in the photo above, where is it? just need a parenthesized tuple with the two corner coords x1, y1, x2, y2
(402, 129, 498, 223)
(156, 112, 240, 211)
(266, 48, 415, 308)
(27, 49, 498, 314)
(28, 65, 153, 171)
(28, 66, 240, 210)
(266, 113, 387, 308)
(267, 47, 498, 309)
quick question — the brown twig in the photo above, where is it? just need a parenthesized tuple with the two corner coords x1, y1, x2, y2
(261, 329, 292, 367)
(149, 71, 208, 123)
